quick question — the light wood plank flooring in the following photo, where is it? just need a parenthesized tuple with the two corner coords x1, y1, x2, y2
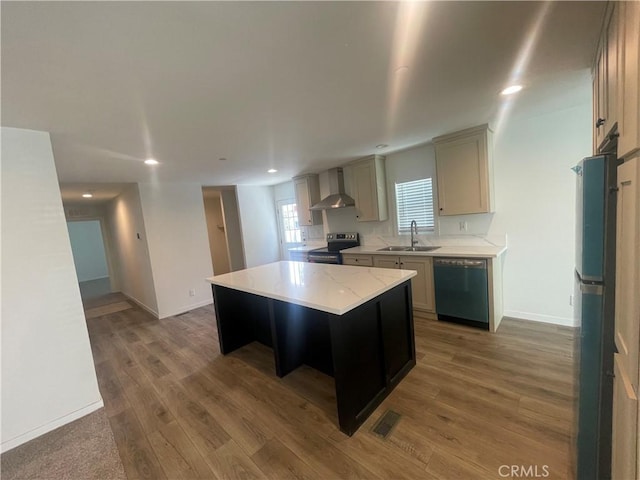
(86, 300, 575, 480)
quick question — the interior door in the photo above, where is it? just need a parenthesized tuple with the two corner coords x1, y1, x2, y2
(276, 199, 303, 260)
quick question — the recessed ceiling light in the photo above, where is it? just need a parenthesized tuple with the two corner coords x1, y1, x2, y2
(500, 85, 523, 95)
(376, 144, 388, 149)
(267, 168, 278, 174)
(144, 158, 159, 165)
(82, 192, 93, 198)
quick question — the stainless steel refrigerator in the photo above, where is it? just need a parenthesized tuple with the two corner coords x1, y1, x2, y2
(574, 153, 618, 480)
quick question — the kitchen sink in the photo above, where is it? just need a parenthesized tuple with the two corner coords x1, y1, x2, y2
(404, 246, 440, 252)
(377, 246, 440, 252)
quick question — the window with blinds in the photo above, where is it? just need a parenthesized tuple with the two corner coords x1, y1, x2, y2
(395, 178, 435, 234)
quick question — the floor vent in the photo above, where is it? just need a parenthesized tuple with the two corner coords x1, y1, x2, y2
(371, 410, 401, 439)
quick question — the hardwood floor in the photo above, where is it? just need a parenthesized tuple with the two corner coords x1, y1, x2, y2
(86, 300, 575, 480)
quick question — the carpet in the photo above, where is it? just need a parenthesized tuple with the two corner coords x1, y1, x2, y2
(1, 408, 126, 480)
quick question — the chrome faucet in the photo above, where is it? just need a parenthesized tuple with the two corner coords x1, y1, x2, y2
(410, 220, 418, 247)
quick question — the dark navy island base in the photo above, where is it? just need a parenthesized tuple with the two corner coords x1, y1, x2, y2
(211, 280, 416, 436)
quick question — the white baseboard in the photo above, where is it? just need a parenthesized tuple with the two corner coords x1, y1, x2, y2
(122, 293, 159, 318)
(1, 399, 104, 454)
(504, 309, 576, 327)
(160, 299, 214, 319)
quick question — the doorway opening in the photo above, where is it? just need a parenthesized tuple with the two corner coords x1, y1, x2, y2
(276, 199, 303, 259)
(67, 219, 112, 302)
(202, 186, 246, 275)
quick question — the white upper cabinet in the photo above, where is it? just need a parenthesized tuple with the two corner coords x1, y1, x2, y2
(349, 155, 388, 222)
(293, 174, 322, 226)
(434, 124, 494, 216)
(616, 1, 640, 160)
(594, 1, 640, 159)
(593, 2, 620, 151)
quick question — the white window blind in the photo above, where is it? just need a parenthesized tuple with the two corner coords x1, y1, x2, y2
(395, 178, 435, 234)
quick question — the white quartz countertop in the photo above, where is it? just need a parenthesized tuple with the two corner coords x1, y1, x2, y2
(288, 245, 323, 253)
(206, 261, 416, 315)
(342, 245, 507, 258)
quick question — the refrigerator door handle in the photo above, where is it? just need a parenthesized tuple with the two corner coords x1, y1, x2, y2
(579, 283, 603, 295)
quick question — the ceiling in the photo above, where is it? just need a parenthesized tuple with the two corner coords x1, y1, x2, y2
(2, 1, 605, 192)
(59, 183, 130, 203)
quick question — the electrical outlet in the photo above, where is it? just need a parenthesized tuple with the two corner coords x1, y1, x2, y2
(189, 289, 196, 297)
(569, 294, 574, 306)
(459, 221, 468, 232)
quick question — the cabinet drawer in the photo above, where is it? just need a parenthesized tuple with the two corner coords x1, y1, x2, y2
(342, 254, 373, 267)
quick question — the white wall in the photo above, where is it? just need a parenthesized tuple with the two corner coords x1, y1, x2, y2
(138, 183, 213, 318)
(464, 102, 591, 325)
(236, 185, 280, 267)
(67, 220, 109, 281)
(321, 84, 591, 326)
(105, 184, 159, 315)
(429, 104, 591, 326)
(1, 127, 103, 452)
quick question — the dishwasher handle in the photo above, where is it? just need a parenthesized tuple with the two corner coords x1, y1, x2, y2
(434, 258, 487, 269)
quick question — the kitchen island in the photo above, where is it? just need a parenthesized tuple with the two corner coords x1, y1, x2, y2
(207, 261, 417, 435)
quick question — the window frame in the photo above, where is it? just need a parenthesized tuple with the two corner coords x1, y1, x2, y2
(394, 177, 436, 235)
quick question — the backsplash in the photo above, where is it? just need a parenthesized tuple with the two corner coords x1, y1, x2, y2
(359, 233, 507, 248)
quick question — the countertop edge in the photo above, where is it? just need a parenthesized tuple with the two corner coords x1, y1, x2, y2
(206, 262, 417, 315)
(341, 245, 507, 258)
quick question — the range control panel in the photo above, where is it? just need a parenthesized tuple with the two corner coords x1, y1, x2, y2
(327, 232, 358, 242)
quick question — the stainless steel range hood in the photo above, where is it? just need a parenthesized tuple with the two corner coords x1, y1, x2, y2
(309, 167, 355, 210)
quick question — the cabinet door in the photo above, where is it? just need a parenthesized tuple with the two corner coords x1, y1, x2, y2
(350, 156, 388, 222)
(373, 256, 399, 269)
(435, 129, 491, 215)
(612, 354, 637, 480)
(399, 256, 435, 313)
(593, 52, 602, 153)
(615, 158, 639, 390)
(352, 161, 377, 222)
(293, 176, 321, 226)
(605, 4, 619, 137)
(618, 1, 640, 159)
(594, 3, 624, 152)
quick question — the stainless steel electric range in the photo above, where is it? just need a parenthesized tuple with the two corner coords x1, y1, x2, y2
(307, 232, 360, 264)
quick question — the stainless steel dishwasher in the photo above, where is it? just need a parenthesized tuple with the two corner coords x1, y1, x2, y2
(433, 258, 489, 327)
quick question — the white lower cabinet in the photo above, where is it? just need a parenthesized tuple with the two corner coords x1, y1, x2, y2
(372, 255, 435, 313)
(612, 353, 638, 480)
(341, 254, 373, 267)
